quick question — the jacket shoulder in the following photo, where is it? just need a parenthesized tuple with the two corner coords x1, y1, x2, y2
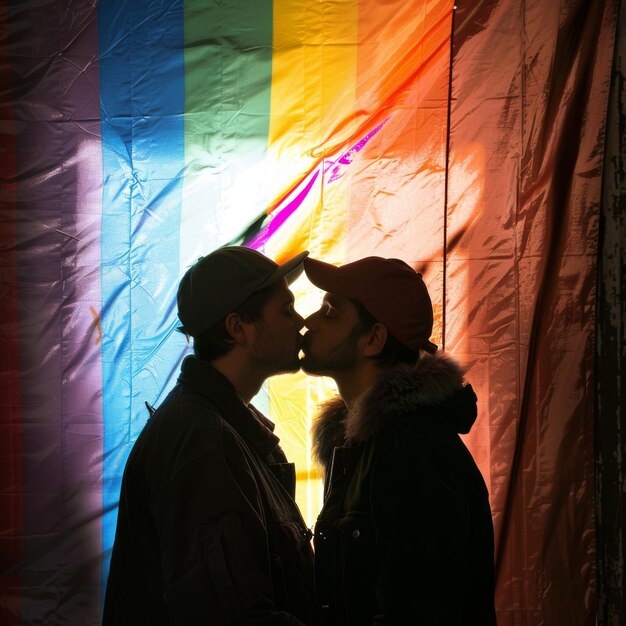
(131, 387, 230, 473)
(154, 383, 221, 424)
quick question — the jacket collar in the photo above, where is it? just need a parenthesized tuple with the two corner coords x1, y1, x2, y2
(312, 352, 478, 468)
(178, 355, 281, 458)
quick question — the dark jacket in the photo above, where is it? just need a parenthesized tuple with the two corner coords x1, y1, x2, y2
(312, 352, 497, 625)
(103, 356, 318, 626)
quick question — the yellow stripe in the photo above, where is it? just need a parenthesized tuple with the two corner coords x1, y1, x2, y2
(269, 0, 360, 152)
(296, 466, 323, 482)
(266, 0, 359, 528)
(264, 0, 359, 263)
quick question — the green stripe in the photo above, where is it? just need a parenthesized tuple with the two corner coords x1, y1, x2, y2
(182, 0, 274, 251)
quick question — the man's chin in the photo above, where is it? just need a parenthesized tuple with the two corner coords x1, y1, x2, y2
(299, 355, 326, 376)
(272, 356, 303, 376)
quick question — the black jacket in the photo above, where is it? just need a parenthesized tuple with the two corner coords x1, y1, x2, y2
(103, 356, 318, 625)
(312, 352, 497, 625)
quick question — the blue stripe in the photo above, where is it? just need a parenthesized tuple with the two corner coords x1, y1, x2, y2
(98, 0, 186, 591)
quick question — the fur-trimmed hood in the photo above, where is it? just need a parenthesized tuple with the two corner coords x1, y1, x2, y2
(312, 352, 478, 469)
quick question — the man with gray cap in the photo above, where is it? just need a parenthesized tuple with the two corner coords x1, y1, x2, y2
(103, 246, 318, 626)
(301, 256, 496, 625)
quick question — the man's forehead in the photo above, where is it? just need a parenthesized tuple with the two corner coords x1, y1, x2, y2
(323, 292, 353, 309)
(274, 279, 294, 300)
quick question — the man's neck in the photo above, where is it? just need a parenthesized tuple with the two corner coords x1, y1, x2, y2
(334, 362, 380, 411)
(210, 352, 264, 405)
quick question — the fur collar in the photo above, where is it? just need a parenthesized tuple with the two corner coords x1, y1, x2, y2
(312, 352, 477, 468)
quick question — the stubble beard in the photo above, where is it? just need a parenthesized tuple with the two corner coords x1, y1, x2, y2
(250, 320, 301, 376)
(300, 327, 361, 376)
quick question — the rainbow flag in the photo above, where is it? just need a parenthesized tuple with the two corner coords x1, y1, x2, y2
(1, 0, 616, 623)
(95, 0, 453, 577)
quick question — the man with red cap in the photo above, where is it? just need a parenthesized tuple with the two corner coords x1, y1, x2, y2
(104, 246, 318, 626)
(301, 256, 496, 625)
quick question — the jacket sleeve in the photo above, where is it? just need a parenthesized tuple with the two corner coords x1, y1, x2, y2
(370, 437, 469, 625)
(154, 423, 307, 626)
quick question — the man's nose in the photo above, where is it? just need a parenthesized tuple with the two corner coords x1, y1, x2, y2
(303, 313, 316, 330)
(294, 311, 305, 330)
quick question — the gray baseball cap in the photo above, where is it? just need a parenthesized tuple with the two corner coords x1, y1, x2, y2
(177, 246, 309, 337)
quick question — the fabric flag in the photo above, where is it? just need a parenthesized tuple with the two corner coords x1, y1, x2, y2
(0, 0, 617, 624)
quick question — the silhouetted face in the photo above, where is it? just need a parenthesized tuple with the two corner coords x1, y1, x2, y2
(301, 293, 364, 376)
(246, 279, 304, 375)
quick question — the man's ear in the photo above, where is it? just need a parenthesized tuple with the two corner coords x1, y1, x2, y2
(362, 323, 387, 357)
(224, 312, 247, 348)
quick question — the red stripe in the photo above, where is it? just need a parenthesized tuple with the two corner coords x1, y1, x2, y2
(0, 3, 23, 624)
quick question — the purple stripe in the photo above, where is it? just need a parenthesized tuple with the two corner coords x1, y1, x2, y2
(325, 117, 390, 183)
(9, 1, 103, 622)
(247, 171, 321, 250)
(247, 118, 390, 250)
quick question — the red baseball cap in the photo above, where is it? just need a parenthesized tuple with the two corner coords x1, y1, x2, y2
(304, 256, 437, 353)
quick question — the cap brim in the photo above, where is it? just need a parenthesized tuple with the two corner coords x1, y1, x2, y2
(272, 250, 309, 286)
(303, 257, 352, 296)
(422, 339, 438, 354)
